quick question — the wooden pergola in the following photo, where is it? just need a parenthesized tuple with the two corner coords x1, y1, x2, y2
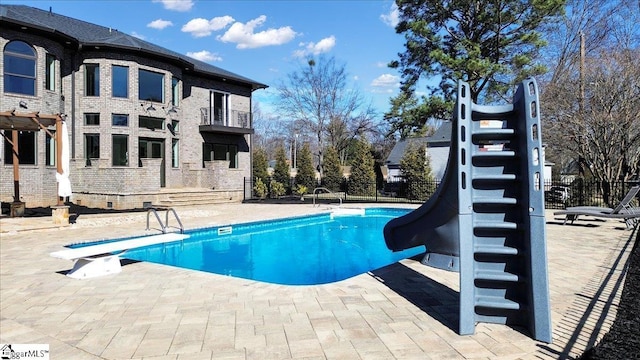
(0, 109, 65, 208)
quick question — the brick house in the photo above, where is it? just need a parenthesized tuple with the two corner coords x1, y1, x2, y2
(0, 5, 267, 209)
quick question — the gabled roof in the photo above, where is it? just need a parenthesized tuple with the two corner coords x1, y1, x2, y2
(385, 122, 452, 165)
(0, 4, 268, 91)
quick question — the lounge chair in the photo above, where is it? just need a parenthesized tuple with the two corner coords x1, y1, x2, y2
(554, 186, 640, 229)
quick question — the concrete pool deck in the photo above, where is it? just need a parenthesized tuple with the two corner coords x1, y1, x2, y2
(0, 203, 635, 359)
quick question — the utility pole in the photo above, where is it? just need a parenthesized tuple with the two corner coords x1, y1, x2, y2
(578, 31, 585, 177)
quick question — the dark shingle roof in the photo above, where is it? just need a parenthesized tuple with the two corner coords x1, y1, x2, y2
(385, 121, 452, 165)
(0, 4, 268, 90)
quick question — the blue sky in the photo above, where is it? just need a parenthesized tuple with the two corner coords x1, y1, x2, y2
(10, 0, 406, 118)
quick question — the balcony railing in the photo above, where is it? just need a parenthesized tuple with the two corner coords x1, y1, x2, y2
(200, 108, 251, 128)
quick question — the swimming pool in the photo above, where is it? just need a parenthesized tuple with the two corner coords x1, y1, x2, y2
(121, 207, 423, 285)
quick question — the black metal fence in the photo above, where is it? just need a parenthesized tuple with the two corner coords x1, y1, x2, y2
(244, 177, 639, 210)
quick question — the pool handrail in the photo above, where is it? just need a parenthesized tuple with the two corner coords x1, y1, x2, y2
(313, 187, 342, 207)
(146, 206, 184, 234)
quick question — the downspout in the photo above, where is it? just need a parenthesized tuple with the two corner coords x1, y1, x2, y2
(71, 43, 82, 158)
(248, 94, 253, 200)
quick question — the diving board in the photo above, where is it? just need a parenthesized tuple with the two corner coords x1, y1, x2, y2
(50, 233, 189, 279)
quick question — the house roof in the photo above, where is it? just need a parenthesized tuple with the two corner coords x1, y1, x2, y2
(385, 121, 452, 165)
(0, 4, 268, 91)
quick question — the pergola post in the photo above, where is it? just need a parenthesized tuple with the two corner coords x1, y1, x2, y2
(55, 118, 63, 206)
(11, 129, 19, 202)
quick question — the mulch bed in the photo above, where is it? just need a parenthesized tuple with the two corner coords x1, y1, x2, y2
(578, 226, 640, 359)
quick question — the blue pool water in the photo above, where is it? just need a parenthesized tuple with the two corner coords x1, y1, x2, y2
(117, 208, 423, 285)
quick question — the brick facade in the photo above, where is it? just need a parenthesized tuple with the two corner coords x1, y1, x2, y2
(1, 7, 264, 209)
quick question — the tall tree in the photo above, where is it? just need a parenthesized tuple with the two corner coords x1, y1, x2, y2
(322, 146, 343, 191)
(542, 49, 640, 204)
(348, 139, 376, 196)
(295, 143, 317, 191)
(400, 143, 436, 200)
(387, 0, 564, 137)
(273, 145, 290, 189)
(252, 147, 269, 183)
(276, 56, 377, 179)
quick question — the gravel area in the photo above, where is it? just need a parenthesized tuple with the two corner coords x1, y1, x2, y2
(579, 225, 640, 359)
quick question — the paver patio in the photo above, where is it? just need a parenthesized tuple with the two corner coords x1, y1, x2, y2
(0, 203, 634, 359)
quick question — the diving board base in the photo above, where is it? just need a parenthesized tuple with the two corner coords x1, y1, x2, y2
(51, 233, 189, 279)
(66, 254, 122, 279)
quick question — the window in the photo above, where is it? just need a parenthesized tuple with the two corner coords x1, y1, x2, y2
(46, 54, 55, 91)
(3, 131, 36, 164)
(138, 69, 163, 102)
(3, 41, 36, 95)
(85, 63, 100, 96)
(171, 77, 180, 106)
(112, 65, 128, 98)
(84, 113, 100, 126)
(172, 139, 179, 168)
(210, 91, 229, 125)
(202, 143, 237, 168)
(84, 134, 100, 165)
(112, 135, 128, 166)
(46, 130, 56, 166)
(139, 116, 163, 130)
(112, 114, 129, 127)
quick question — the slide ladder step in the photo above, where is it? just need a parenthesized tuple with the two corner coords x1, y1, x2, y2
(472, 128, 515, 140)
(472, 174, 518, 182)
(474, 244, 520, 255)
(475, 296, 521, 310)
(473, 197, 518, 205)
(472, 150, 517, 159)
(474, 221, 519, 230)
(475, 269, 521, 282)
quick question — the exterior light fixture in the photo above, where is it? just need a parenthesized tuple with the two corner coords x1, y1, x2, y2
(19, 100, 28, 109)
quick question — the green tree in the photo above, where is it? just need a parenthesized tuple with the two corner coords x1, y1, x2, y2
(322, 146, 343, 191)
(400, 143, 436, 200)
(295, 143, 316, 192)
(252, 147, 269, 183)
(387, 0, 564, 137)
(348, 139, 376, 196)
(273, 145, 290, 190)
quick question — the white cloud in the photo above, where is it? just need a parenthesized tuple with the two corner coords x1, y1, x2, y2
(380, 3, 399, 28)
(353, 75, 359, 81)
(292, 35, 336, 58)
(186, 50, 223, 62)
(218, 15, 297, 49)
(371, 73, 400, 93)
(147, 19, 173, 30)
(376, 61, 388, 68)
(152, 0, 193, 12)
(182, 16, 235, 37)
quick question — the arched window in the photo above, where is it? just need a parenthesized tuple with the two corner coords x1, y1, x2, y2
(3, 40, 36, 95)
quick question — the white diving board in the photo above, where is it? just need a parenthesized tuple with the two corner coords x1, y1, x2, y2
(50, 232, 189, 279)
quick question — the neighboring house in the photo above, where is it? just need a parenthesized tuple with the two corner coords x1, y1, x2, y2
(0, 5, 267, 209)
(384, 121, 452, 182)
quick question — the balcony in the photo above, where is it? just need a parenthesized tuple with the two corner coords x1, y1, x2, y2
(199, 108, 253, 135)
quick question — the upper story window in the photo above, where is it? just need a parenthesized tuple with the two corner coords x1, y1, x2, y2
(138, 69, 163, 102)
(112, 65, 129, 98)
(3, 40, 36, 95)
(139, 115, 164, 131)
(171, 77, 180, 106)
(85, 63, 100, 96)
(112, 114, 129, 127)
(210, 90, 229, 126)
(45, 54, 55, 91)
(84, 113, 100, 126)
